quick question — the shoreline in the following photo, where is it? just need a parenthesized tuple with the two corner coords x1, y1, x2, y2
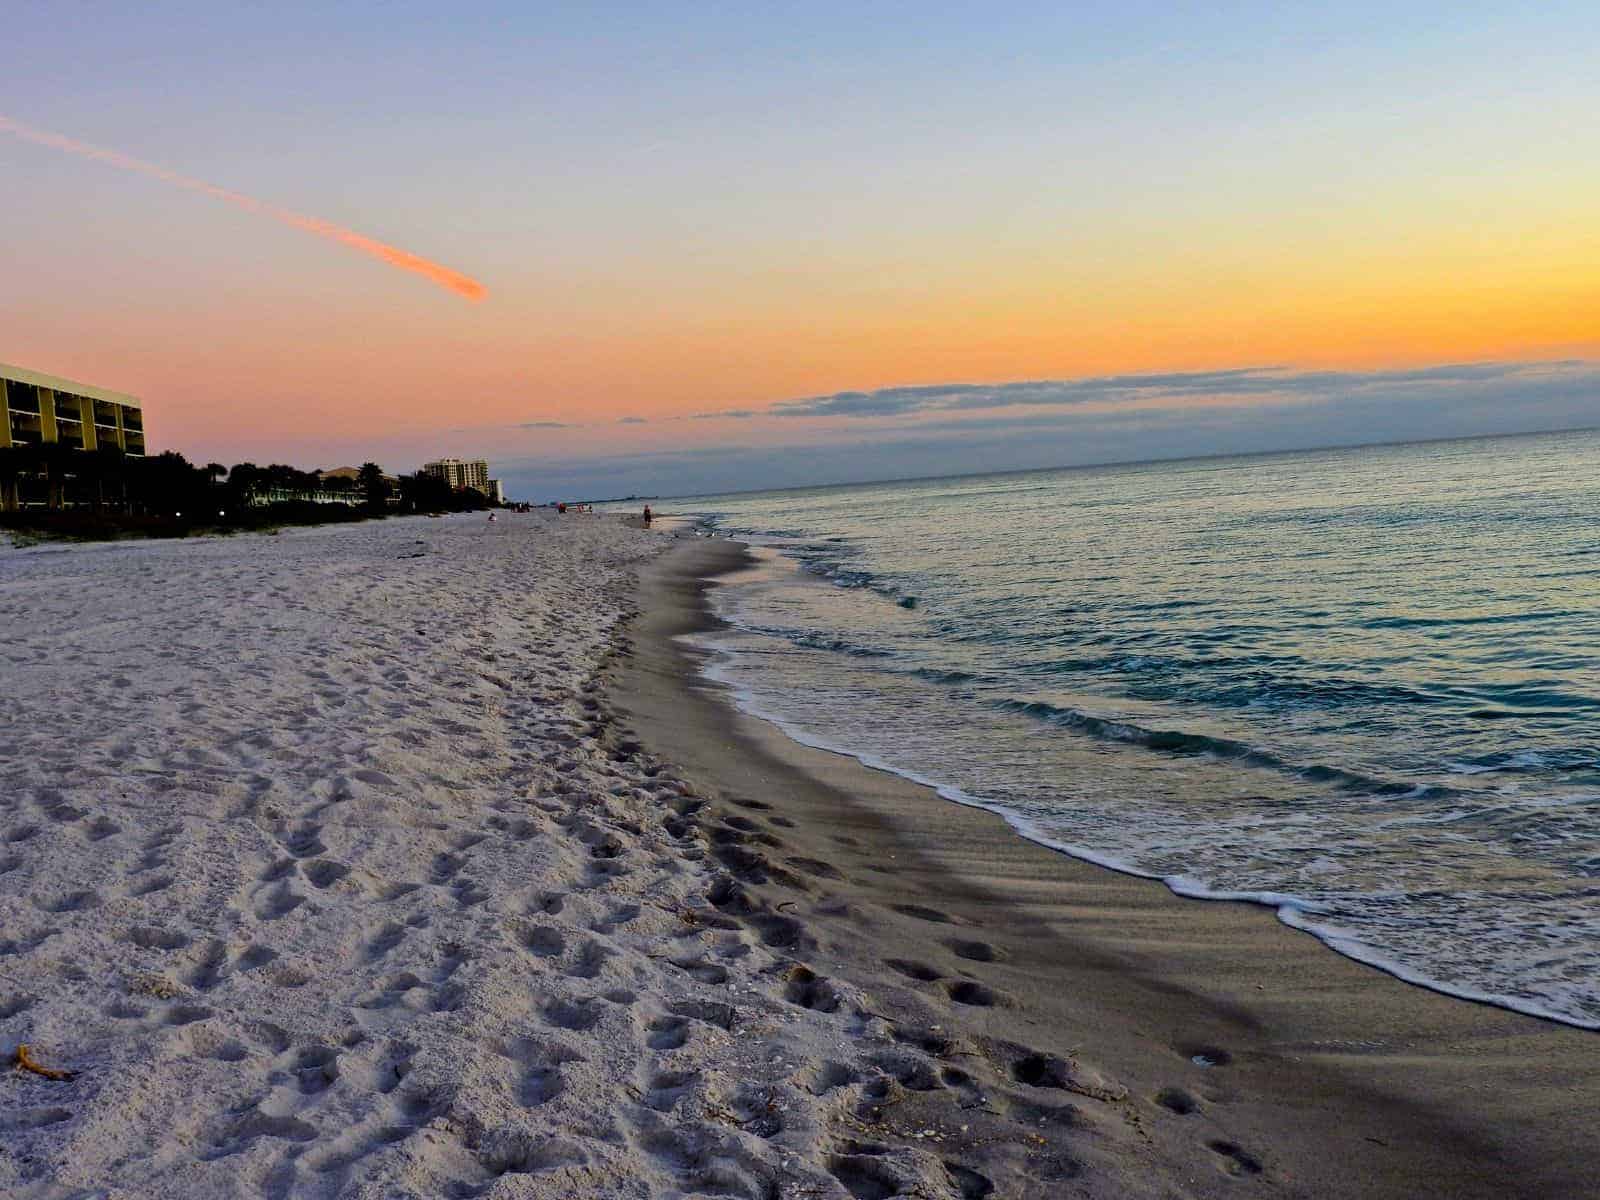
(689, 561, 1597, 1034)
(4, 514, 1594, 1198)
(611, 535, 1600, 1199)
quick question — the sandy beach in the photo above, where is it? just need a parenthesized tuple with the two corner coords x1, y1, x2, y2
(3, 514, 1596, 1199)
(615, 535, 1600, 1199)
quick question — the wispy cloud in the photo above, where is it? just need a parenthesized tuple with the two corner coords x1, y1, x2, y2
(765, 361, 1592, 420)
(618, 416, 649, 424)
(518, 420, 573, 429)
(0, 113, 487, 302)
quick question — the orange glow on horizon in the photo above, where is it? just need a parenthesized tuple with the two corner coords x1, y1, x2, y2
(7, 106, 1595, 466)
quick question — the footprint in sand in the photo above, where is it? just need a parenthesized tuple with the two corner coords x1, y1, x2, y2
(183, 941, 230, 990)
(946, 938, 1000, 962)
(666, 999, 736, 1031)
(450, 877, 490, 907)
(127, 926, 190, 952)
(829, 1153, 905, 1200)
(294, 1045, 341, 1095)
(165, 1004, 214, 1026)
(256, 883, 305, 920)
(804, 1061, 860, 1096)
(786, 856, 844, 880)
(1208, 1139, 1264, 1176)
(945, 980, 1004, 1008)
(478, 1132, 589, 1178)
(429, 851, 465, 883)
(885, 958, 942, 982)
(519, 925, 565, 957)
(366, 922, 407, 961)
(724, 1083, 785, 1138)
(869, 1050, 944, 1093)
(646, 1016, 691, 1051)
(592, 902, 640, 932)
(301, 859, 350, 889)
(507, 1039, 581, 1108)
(890, 1024, 956, 1057)
(259, 857, 296, 882)
(1155, 1087, 1199, 1114)
(38, 889, 103, 913)
(641, 1069, 699, 1112)
(746, 913, 809, 949)
(669, 957, 728, 985)
(205, 1111, 317, 1160)
(890, 902, 957, 924)
(946, 1162, 997, 1199)
(783, 965, 842, 1013)
(542, 997, 605, 1032)
(567, 939, 612, 979)
(281, 824, 325, 859)
(1013, 1051, 1078, 1089)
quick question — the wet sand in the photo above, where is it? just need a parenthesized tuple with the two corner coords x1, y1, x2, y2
(610, 535, 1600, 1199)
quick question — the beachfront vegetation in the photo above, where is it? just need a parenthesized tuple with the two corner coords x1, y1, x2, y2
(0, 445, 488, 541)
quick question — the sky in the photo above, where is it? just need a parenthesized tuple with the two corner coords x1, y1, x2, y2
(2, 2, 1597, 499)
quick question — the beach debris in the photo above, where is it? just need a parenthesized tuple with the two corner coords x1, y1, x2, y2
(14, 1044, 75, 1081)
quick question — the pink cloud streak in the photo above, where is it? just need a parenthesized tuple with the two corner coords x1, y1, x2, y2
(0, 114, 486, 302)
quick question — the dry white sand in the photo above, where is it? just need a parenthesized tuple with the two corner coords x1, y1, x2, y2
(16, 514, 1589, 1200)
(0, 513, 901, 1199)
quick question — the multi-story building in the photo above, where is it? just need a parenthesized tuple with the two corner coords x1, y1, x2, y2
(1, 362, 145, 510)
(422, 457, 490, 495)
(314, 466, 401, 507)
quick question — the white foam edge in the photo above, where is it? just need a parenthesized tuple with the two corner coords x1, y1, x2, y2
(680, 625, 1600, 1034)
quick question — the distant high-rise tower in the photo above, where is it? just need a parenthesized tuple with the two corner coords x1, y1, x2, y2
(421, 457, 490, 495)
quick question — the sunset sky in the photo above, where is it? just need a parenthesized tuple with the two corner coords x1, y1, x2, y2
(4, 3, 1597, 498)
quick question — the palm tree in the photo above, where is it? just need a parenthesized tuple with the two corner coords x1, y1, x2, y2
(224, 462, 262, 510)
(356, 462, 387, 510)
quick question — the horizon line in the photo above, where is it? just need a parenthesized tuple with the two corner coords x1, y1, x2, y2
(639, 423, 1600, 506)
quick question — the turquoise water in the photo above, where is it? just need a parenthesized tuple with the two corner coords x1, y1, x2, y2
(667, 430, 1600, 1028)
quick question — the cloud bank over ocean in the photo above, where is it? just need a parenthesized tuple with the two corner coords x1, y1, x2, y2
(497, 360, 1600, 498)
(763, 361, 1593, 420)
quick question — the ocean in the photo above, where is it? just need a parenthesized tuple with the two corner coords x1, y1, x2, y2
(662, 429, 1600, 1029)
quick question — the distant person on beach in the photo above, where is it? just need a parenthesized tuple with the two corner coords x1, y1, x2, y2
(557, 502, 566, 514)
(643, 504, 653, 524)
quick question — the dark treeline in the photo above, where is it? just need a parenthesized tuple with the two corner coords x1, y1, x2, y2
(0, 445, 488, 540)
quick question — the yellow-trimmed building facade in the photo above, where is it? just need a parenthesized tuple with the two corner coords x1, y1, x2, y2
(1, 362, 145, 510)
